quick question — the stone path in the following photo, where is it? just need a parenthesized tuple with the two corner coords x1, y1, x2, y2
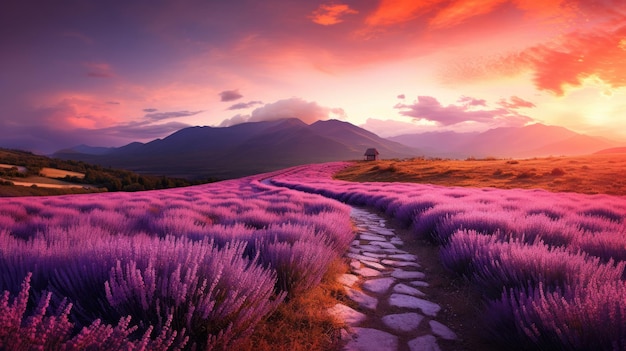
(328, 207, 459, 351)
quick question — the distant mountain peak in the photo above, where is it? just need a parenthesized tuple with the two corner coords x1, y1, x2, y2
(53, 118, 419, 179)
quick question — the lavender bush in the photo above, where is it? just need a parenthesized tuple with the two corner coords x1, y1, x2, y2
(271, 162, 626, 350)
(0, 273, 187, 350)
(0, 172, 353, 350)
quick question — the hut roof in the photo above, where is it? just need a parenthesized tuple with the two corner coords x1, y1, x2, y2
(364, 148, 379, 156)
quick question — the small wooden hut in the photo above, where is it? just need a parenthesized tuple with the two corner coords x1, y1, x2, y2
(364, 148, 379, 161)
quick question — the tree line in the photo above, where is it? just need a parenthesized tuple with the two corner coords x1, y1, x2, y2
(0, 148, 218, 192)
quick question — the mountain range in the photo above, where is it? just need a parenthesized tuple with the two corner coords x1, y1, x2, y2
(53, 118, 417, 179)
(389, 123, 620, 159)
(53, 119, 623, 179)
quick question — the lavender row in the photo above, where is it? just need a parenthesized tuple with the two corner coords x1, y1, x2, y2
(0, 176, 353, 350)
(270, 162, 626, 350)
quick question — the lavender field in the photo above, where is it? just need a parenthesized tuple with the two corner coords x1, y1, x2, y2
(272, 162, 626, 350)
(2, 162, 625, 350)
(0, 173, 353, 350)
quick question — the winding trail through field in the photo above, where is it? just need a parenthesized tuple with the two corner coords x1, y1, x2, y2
(329, 207, 459, 351)
(262, 175, 464, 350)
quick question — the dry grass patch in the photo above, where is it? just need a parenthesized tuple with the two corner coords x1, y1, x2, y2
(238, 258, 349, 351)
(336, 154, 626, 195)
(39, 167, 85, 179)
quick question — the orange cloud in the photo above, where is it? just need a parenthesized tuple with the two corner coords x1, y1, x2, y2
(524, 25, 626, 95)
(366, 0, 574, 29)
(310, 3, 358, 26)
(365, 0, 441, 26)
(429, 0, 506, 29)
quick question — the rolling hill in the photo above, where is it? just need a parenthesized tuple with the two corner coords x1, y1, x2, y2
(54, 118, 419, 179)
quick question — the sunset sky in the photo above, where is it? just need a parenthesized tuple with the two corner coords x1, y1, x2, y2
(1, 0, 625, 153)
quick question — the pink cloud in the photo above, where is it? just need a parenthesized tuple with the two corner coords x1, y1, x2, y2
(458, 96, 487, 107)
(395, 95, 534, 126)
(227, 101, 264, 110)
(498, 96, 535, 109)
(220, 98, 346, 126)
(144, 110, 203, 121)
(219, 89, 243, 102)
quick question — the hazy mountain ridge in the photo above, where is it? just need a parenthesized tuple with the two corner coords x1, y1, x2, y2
(54, 118, 418, 179)
(389, 123, 620, 158)
(54, 120, 622, 179)
(595, 147, 626, 154)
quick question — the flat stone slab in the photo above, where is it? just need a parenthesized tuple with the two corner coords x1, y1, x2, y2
(327, 304, 367, 326)
(388, 253, 418, 261)
(350, 260, 361, 270)
(346, 253, 379, 262)
(429, 320, 458, 340)
(389, 294, 441, 316)
(337, 274, 359, 287)
(348, 247, 362, 254)
(382, 248, 407, 254)
(393, 283, 426, 297)
(408, 335, 441, 351)
(362, 277, 396, 294)
(381, 312, 424, 333)
(353, 267, 382, 277)
(371, 241, 398, 249)
(381, 259, 421, 268)
(359, 233, 387, 241)
(344, 328, 398, 351)
(390, 238, 404, 246)
(368, 227, 396, 236)
(392, 269, 426, 280)
(362, 252, 387, 259)
(345, 287, 378, 310)
(410, 280, 430, 288)
(356, 245, 386, 253)
(362, 260, 385, 270)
